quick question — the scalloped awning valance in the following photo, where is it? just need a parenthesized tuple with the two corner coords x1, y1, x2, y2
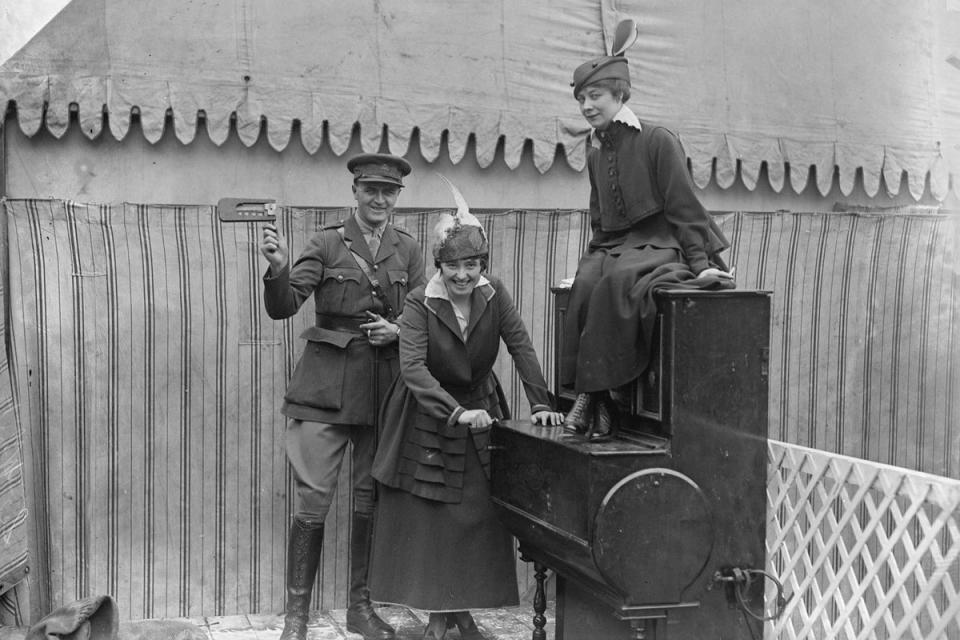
(2, 0, 958, 201)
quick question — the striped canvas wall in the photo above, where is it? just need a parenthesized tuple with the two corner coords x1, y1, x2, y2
(0, 240, 29, 611)
(3, 200, 958, 621)
(723, 210, 960, 477)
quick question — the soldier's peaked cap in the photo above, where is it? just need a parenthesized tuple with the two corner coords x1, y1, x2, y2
(347, 153, 412, 187)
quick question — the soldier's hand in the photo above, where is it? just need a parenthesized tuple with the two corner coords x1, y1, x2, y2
(260, 223, 289, 271)
(360, 312, 398, 346)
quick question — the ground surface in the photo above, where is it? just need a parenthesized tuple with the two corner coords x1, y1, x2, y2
(116, 603, 555, 640)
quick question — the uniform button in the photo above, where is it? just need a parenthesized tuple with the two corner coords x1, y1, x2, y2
(337, 275, 344, 282)
(401, 278, 407, 284)
(372, 264, 379, 271)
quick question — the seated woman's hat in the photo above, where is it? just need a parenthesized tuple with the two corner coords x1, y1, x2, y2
(346, 153, 412, 187)
(571, 55, 629, 96)
(570, 18, 640, 96)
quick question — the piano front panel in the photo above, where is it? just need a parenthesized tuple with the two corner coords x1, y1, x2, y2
(492, 289, 772, 639)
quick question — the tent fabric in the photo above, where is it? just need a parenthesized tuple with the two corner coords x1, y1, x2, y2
(0, 272, 29, 597)
(5, 199, 958, 618)
(0, 0, 958, 201)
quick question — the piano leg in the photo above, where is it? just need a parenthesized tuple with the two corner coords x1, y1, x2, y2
(630, 620, 654, 639)
(532, 562, 548, 640)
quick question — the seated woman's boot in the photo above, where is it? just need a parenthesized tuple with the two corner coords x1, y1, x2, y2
(585, 393, 619, 441)
(594, 397, 620, 440)
(562, 392, 593, 433)
(448, 611, 485, 640)
(422, 612, 448, 640)
(608, 384, 633, 412)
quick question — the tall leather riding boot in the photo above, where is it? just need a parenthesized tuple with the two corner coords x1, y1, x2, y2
(562, 392, 593, 432)
(345, 513, 396, 640)
(279, 518, 325, 640)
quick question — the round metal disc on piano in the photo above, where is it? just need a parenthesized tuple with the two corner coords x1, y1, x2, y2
(592, 468, 713, 604)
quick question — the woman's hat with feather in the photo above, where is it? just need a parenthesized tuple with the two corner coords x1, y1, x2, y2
(432, 174, 488, 263)
(571, 18, 640, 96)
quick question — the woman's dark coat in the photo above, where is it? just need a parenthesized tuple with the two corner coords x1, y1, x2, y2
(371, 275, 552, 504)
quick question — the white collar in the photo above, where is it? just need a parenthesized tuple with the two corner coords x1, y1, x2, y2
(610, 105, 642, 131)
(591, 106, 642, 147)
(424, 271, 492, 300)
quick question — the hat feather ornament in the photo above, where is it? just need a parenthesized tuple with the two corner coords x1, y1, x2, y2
(437, 173, 472, 220)
(610, 18, 639, 56)
(433, 173, 489, 262)
(572, 17, 641, 95)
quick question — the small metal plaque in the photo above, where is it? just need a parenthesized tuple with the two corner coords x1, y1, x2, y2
(217, 198, 277, 222)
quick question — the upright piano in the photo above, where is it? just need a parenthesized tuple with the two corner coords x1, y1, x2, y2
(491, 289, 771, 639)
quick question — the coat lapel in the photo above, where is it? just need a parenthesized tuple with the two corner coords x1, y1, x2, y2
(465, 285, 491, 338)
(342, 215, 376, 264)
(425, 278, 497, 343)
(426, 297, 465, 341)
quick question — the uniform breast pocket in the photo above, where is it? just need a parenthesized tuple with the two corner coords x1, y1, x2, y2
(387, 270, 410, 306)
(284, 326, 355, 410)
(317, 268, 364, 311)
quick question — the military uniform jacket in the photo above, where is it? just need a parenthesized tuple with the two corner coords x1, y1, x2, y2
(263, 214, 426, 425)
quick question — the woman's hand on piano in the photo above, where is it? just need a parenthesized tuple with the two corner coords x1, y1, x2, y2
(458, 409, 495, 430)
(531, 410, 565, 427)
(695, 266, 735, 281)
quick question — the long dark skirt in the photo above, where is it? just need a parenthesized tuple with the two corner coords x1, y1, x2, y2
(561, 245, 693, 392)
(368, 435, 519, 612)
(560, 244, 735, 392)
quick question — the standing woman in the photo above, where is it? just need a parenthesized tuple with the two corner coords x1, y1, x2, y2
(369, 208, 563, 640)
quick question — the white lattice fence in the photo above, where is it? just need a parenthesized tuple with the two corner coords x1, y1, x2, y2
(766, 441, 960, 640)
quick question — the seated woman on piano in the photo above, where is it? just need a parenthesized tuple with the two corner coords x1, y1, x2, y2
(368, 205, 563, 640)
(560, 23, 735, 439)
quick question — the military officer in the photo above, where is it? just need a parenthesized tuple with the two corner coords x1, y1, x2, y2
(260, 153, 426, 640)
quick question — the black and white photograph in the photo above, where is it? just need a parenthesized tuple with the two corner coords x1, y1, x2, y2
(0, 1, 957, 639)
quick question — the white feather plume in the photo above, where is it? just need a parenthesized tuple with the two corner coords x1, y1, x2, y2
(436, 172, 481, 227)
(433, 173, 487, 251)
